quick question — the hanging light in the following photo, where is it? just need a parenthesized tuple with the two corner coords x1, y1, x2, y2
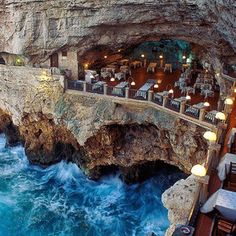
(104, 55, 108, 59)
(234, 88, 236, 93)
(154, 84, 159, 88)
(157, 79, 162, 84)
(118, 49, 121, 52)
(215, 112, 226, 121)
(224, 98, 233, 105)
(191, 164, 207, 177)
(203, 102, 210, 107)
(186, 95, 191, 100)
(159, 55, 163, 59)
(110, 77, 115, 82)
(182, 55, 186, 59)
(168, 89, 174, 94)
(141, 54, 145, 58)
(203, 131, 217, 142)
(131, 81, 135, 86)
(84, 63, 89, 69)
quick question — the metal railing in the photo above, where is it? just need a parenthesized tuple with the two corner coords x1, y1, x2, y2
(65, 79, 221, 129)
(184, 104, 200, 119)
(152, 93, 163, 106)
(165, 98, 181, 112)
(67, 80, 83, 91)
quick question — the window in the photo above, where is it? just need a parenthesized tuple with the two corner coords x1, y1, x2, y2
(62, 50, 67, 58)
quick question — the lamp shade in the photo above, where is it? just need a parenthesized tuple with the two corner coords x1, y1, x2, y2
(191, 164, 206, 177)
(215, 112, 226, 121)
(110, 77, 115, 82)
(154, 84, 159, 88)
(203, 102, 210, 107)
(234, 88, 236, 93)
(186, 95, 191, 100)
(169, 89, 174, 94)
(224, 98, 233, 105)
(131, 81, 135, 86)
(203, 131, 217, 142)
(159, 55, 163, 59)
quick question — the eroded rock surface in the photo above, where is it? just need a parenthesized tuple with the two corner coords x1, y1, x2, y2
(162, 175, 200, 236)
(0, 0, 236, 64)
(0, 65, 208, 177)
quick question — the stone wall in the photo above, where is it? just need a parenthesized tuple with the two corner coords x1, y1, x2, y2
(0, 0, 235, 65)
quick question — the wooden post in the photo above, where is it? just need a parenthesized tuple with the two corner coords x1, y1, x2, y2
(199, 108, 205, 121)
(163, 95, 168, 107)
(180, 101, 186, 114)
(83, 81, 86, 92)
(148, 90, 153, 101)
(125, 87, 129, 98)
(103, 83, 107, 95)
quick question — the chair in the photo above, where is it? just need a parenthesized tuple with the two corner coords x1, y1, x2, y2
(212, 215, 235, 236)
(226, 162, 236, 191)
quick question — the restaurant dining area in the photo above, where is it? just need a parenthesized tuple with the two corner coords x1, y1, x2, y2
(65, 39, 236, 236)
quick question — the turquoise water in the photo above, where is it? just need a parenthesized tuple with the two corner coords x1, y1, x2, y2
(0, 134, 184, 236)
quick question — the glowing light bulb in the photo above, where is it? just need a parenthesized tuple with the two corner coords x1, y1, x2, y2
(141, 54, 145, 58)
(186, 95, 191, 100)
(110, 77, 115, 82)
(182, 55, 186, 59)
(159, 55, 163, 59)
(154, 84, 159, 88)
(104, 55, 107, 59)
(169, 89, 174, 94)
(131, 81, 135, 86)
(204, 102, 210, 107)
(191, 164, 206, 177)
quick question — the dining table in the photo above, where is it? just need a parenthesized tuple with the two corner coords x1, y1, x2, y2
(112, 82, 128, 96)
(227, 128, 236, 150)
(164, 63, 173, 73)
(147, 63, 157, 72)
(135, 82, 154, 99)
(201, 189, 236, 221)
(92, 81, 106, 91)
(131, 60, 142, 69)
(217, 153, 236, 181)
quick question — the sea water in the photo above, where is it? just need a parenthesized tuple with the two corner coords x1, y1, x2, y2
(0, 134, 185, 236)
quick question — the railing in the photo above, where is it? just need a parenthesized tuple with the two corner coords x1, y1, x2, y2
(129, 89, 148, 101)
(65, 79, 221, 129)
(165, 98, 181, 112)
(204, 111, 218, 125)
(107, 85, 126, 98)
(67, 80, 83, 91)
(152, 93, 163, 106)
(184, 104, 200, 119)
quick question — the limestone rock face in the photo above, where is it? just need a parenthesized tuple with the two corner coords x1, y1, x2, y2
(0, 0, 236, 64)
(0, 65, 208, 176)
(162, 175, 200, 236)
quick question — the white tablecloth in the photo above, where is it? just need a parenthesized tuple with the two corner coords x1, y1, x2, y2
(131, 61, 142, 68)
(112, 82, 128, 96)
(164, 64, 173, 73)
(135, 83, 153, 99)
(217, 153, 236, 181)
(147, 63, 157, 72)
(115, 72, 125, 80)
(193, 102, 206, 109)
(92, 81, 106, 90)
(201, 189, 236, 221)
(228, 128, 236, 148)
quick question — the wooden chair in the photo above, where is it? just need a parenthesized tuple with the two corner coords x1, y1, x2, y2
(227, 162, 236, 191)
(212, 215, 235, 236)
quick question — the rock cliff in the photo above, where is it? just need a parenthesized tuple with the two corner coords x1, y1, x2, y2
(0, 65, 208, 180)
(0, 0, 236, 65)
(162, 175, 200, 236)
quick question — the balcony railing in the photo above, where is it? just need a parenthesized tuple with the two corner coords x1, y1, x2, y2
(65, 79, 223, 129)
(165, 98, 181, 112)
(184, 104, 200, 119)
